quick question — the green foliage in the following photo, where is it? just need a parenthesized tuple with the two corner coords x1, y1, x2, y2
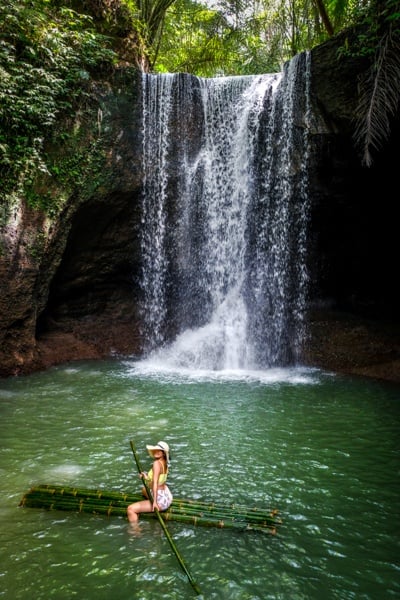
(337, 0, 400, 60)
(154, 0, 373, 76)
(352, 0, 400, 166)
(156, 3, 236, 75)
(154, 0, 392, 76)
(0, 0, 394, 219)
(155, 0, 285, 76)
(0, 0, 117, 213)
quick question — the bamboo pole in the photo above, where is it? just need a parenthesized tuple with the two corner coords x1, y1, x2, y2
(19, 484, 281, 531)
(20, 491, 278, 532)
(19, 484, 281, 530)
(129, 440, 202, 597)
(22, 483, 277, 518)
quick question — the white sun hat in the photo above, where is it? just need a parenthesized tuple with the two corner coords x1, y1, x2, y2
(146, 441, 170, 465)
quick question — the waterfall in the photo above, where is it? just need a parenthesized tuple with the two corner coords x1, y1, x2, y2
(139, 53, 311, 371)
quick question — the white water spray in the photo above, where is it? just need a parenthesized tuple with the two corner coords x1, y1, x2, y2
(140, 54, 311, 371)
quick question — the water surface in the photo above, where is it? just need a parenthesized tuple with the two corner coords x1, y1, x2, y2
(1, 360, 399, 599)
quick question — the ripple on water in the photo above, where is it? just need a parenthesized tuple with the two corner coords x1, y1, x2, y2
(1, 360, 399, 600)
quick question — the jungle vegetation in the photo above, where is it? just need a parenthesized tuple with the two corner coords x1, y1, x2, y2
(0, 0, 399, 211)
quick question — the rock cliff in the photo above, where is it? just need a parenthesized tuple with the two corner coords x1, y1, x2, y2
(0, 31, 399, 382)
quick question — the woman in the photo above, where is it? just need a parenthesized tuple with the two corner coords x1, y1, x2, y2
(127, 441, 173, 523)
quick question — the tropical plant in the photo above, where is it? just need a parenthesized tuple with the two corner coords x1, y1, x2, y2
(133, 0, 178, 69)
(153, 0, 376, 76)
(0, 0, 117, 211)
(0, 0, 396, 217)
(353, 0, 400, 165)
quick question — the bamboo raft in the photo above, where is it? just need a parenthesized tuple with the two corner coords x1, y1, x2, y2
(19, 484, 282, 534)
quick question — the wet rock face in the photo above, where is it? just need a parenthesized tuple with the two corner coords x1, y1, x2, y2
(35, 191, 144, 354)
(0, 69, 145, 376)
(308, 32, 399, 322)
(0, 34, 399, 380)
(39, 195, 140, 324)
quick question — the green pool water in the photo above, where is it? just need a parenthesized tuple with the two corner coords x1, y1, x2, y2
(1, 359, 399, 599)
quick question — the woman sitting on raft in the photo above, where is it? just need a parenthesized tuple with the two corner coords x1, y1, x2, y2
(127, 441, 173, 523)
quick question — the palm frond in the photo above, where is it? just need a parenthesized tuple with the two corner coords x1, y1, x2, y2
(354, 25, 400, 167)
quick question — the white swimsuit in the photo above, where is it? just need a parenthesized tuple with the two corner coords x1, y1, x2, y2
(146, 460, 173, 510)
(156, 486, 173, 510)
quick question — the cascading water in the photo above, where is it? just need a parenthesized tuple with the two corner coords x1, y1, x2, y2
(140, 52, 312, 371)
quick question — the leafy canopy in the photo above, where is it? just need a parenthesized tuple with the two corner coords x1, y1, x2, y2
(0, 0, 117, 210)
(1, 0, 397, 214)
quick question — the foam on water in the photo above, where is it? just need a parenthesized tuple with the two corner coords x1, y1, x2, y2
(123, 354, 321, 385)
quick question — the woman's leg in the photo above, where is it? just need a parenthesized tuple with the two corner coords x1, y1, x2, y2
(127, 499, 153, 522)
